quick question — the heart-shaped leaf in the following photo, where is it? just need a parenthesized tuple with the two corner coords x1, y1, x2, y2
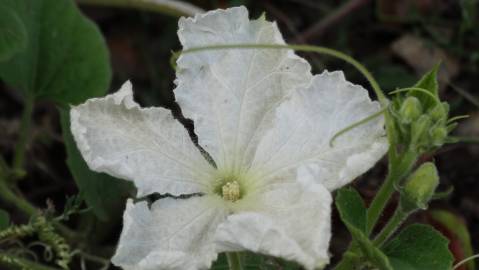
(429, 210, 475, 270)
(0, 4, 27, 61)
(383, 224, 453, 270)
(0, 0, 111, 105)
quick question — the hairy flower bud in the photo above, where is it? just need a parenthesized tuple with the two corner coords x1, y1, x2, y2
(429, 102, 449, 122)
(399, 96, 422, 124)
(410, 115, 432, 147)
(429, 126, 448, 146)
(401, 162, 439, 211)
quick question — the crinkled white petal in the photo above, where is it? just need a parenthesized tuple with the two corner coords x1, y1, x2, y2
(250, 71, 388, 191)
(112, 197, 227, 270)
(70, 81, 214, 196)
(174, 6, 312, 172)
(214, 167, 332, 270)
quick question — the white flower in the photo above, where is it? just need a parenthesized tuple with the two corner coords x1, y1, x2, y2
(70, 6, 388, 270)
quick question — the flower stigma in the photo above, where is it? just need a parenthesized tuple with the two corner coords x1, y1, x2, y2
(222, 181, 241, 202)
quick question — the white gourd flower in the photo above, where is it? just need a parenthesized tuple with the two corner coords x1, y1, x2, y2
(70, 6, 388, 270)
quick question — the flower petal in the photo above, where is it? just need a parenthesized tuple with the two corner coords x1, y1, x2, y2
(214, 167, 332, 270)
(174, 6, 311, 171)
(112, 197, 227, 270)
(70, 81, 214, 196)
(250, 71, 388, 191)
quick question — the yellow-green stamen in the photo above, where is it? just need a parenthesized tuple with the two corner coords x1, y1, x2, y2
(222, 181, 240, 202)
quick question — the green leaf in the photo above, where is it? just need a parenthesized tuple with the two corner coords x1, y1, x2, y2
(382, 224, 454, 270)
(429, 210, 475, 270)
(211, 253, 228, 270)
(411, 64, 440, 109)
(0, 5, 27, 61)
(376, 65, 416, 91)
(335, 187, 367, 233)
(0, 209, 10, 230)
(242, 253, 267, 270)
(60, 110, 133, 221)
(335, 188, 393, 270)
(0, 0, 111, 105)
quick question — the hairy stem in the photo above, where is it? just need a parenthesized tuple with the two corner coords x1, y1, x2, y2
(333, 250, 361, 270)
(366, 169, 398, 235)
(334, 150, 417, 269)
(226, 252, 243, 270)
(366, 150, 416, 234)
(373, 207, 409, 247)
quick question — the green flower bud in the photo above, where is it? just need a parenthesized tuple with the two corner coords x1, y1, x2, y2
(399, 97, 422, 124)
(401, 162, 439, 211)
(429, 102, 449, 122)
(429, 126, 448, 146)
(410, 114, 432, 147)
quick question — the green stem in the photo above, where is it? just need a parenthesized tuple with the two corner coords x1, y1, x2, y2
(0, 178, 37, 217)
(334, 150, 417, 269)
(373, 207, 409, 247)
(226, 252, 243, 270)
(12, 95, 34, 178)
(333, 249, 361, 270)
(0, 169, 79, 243)
(172, 43, 387, 105)
(330, 108, 386, 147)
(453, 254, 479, 270)
(366, 168, 398, 235)
(366, 150, 416, 234)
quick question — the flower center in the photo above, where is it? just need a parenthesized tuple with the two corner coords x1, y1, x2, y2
(221, 181, 241, 202)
